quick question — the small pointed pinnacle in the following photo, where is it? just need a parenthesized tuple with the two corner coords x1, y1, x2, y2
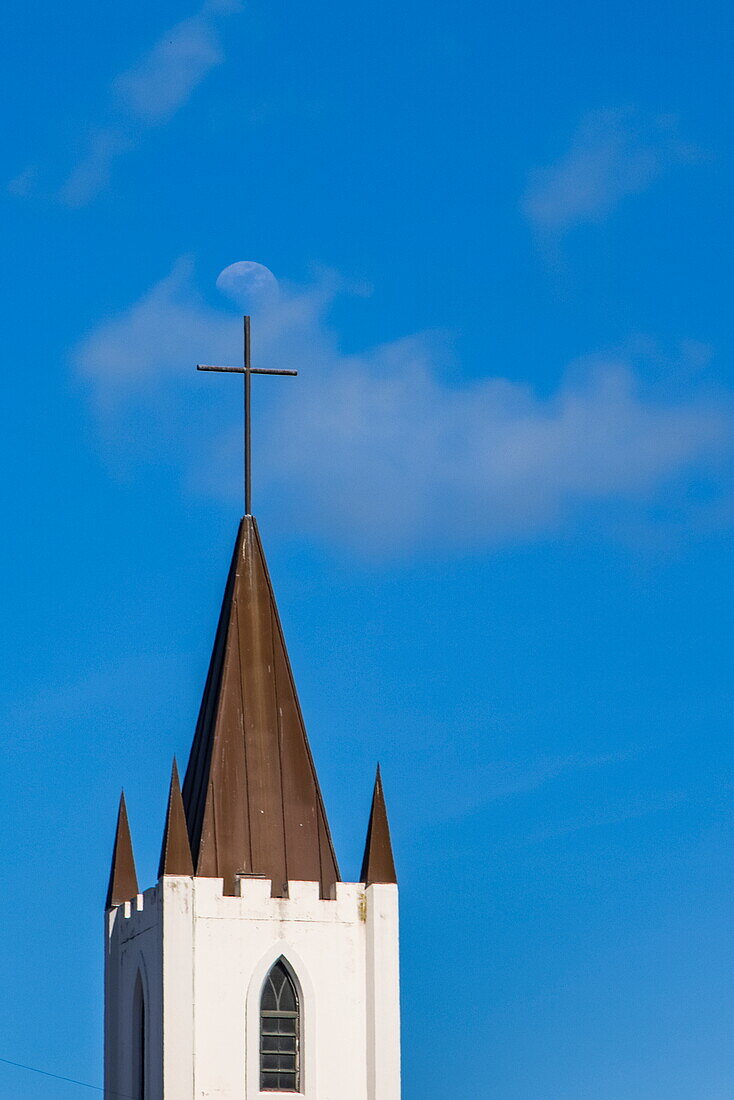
(158, 758, 194, 878)
(105, 791, 139, 909)
(360, 764, 397, 886)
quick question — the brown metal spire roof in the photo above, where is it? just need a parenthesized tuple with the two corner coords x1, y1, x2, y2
(182, 516, 340, 898)
(360, 765, 397, 886)
(158, 758, 194, 878)
(105, 791, 139, 909)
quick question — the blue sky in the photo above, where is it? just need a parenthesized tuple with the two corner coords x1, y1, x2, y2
(1, 0, 733, 1096)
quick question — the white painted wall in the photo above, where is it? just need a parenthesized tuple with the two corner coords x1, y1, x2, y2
(105, 876, 400, 1100)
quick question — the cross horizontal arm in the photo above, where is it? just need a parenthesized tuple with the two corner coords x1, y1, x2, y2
(197, 365, 298, 376)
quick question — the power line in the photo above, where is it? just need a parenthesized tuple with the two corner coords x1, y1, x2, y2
(0, 1055, 136, 1098)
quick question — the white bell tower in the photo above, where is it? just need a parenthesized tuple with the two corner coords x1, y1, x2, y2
(104, 517, 401, 1100)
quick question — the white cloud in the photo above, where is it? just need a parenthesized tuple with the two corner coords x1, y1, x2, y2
(6, 165, 38, 198)
(74, 260, 733, 555)
(525, 789, 687, 844)
(54, 0, 242, 205)
(58, 130, 133, 208)
(402, 748, 639, 826)
(76, 257, 228, 390)
(523, 108, 699, 234)
(113, 4, 231, 123)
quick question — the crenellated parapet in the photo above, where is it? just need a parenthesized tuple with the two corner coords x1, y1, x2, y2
(108, 876, 390, 931)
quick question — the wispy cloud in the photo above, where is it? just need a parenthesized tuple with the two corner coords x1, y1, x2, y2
(58, 130, 133, 208)
(407, 748, 639, 826)
(73, 259, 734, 556)
(113, 0, 238, 124)
(524, 789, 687, 845)
(523, 108, 700, 235)
(21, 0, 242, 206)
(6, 165, 38, 198)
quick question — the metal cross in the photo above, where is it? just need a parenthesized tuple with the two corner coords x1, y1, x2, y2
(198, 316, 297, 516)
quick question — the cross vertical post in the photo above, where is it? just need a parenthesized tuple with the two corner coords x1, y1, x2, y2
(197, 317, 298, 517)
(244, 315, 252, 516)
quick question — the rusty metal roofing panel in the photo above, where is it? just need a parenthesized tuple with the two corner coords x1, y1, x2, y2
(237, 535, 288, 893)
(360, 765, 397, 886)
(195, 626, 251, 882)
(182, 534, 237, 865)
(182, 517, 340, 897)
(158, 759, 194, 878)
(105, 791, 139, 909)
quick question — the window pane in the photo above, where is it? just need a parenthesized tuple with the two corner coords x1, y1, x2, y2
(262, 1033, 296, 1054)
(262, 1052, 296, 1072)
(267, 1054, 291, 1069)
(261, 1016, 296, 1036)
(261, 977, 278, 1012)
(278, 977, 296, 1013)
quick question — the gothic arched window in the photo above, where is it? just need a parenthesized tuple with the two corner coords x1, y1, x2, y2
(132, 973, 146, 1100)
(260, 958, 300, 1092)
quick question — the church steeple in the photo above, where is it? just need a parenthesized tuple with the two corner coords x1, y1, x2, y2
(105, 791, 139, 909)
(181, 515, 340, 898)
(360, 765, 397, 886)
(105, 320, 401, 1099)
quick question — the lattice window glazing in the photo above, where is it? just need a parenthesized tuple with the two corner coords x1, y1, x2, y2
(133, 975, 146, 1100)
(260, 959, 300, 1092)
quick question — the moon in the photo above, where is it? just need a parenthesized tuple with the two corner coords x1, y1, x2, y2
(215, 261, 280, 310)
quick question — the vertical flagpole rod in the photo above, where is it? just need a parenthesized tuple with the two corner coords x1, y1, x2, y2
(244, 315, 252, 516)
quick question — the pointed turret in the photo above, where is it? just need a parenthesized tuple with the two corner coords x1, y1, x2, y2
(360, 765, 397, 886)
(158, 758, 194, 878)
(105, 792, 139, 909)
(182, 516, 340, 898)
